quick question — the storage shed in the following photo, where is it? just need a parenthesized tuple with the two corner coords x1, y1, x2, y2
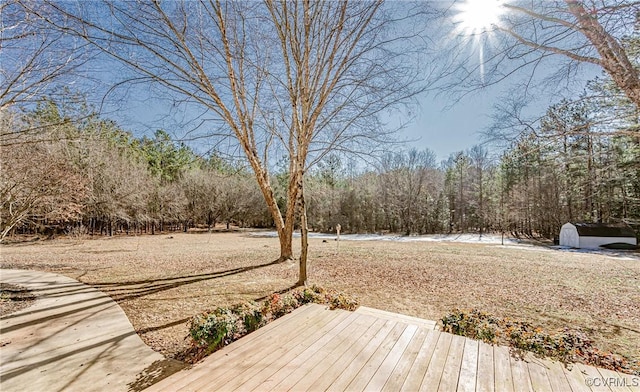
(559, 222, 637, 249)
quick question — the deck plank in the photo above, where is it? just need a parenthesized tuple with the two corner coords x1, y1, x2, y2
(419, 331, 453, 391)
(306, 318, 396, 391)
(615, 371, 640, 392)
(597, 368, 633, 392)
(182, 307, 346, 391)
(288, 316, 386, 391)
(235, 310, 362, 391)
(437, 334, 466, 392)
(355, 306, 437, 329)
(476, 341, 495, 392)
(212, 310, 353, 391)
(145, 305, 630, 392)
(364, 324, 419, 391)
(399, 330, 440, 391)
(342, 322, 409, 391)
(321, 319, 398, 392)
(511, 355, 534, 392)
(544, 361, 573, 392)
(258, 312, 375, 391)
(381, 327, 430, 392)
(494, 346, 515, 392)
(458, 338, 479, 392)
(526, 355, 553, 392)
(577, 364, 614, 392)
(563, 364, 594, 392)
(146, 303, 327, 391)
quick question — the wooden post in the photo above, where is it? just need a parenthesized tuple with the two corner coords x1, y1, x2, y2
(336, 224, 341, 254)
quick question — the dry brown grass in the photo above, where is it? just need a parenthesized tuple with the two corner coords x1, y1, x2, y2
(1, 231, 638, 365)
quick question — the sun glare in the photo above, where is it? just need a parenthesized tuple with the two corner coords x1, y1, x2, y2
(452, 0, 507, 83)
(453, 0, 506, 36)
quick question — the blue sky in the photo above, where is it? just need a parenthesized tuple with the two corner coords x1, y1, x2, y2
(103, 66, 599, 165)
(87, 1, 606, 166)
(404, 91, 497, 161)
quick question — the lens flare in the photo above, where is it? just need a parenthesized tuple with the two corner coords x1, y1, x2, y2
(452, 0, 507, 82)
(453, 0, 506, 36)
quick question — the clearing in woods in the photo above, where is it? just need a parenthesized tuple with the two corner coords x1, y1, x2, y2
(1, 231, 638, 366)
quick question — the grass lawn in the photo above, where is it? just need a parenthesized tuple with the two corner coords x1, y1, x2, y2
(1, 231, 638, 366)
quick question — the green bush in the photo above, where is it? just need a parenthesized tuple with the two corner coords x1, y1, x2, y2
(189, 285, 359, 357)
(189, 308, 240, 352)
(441, 309, 638, 375)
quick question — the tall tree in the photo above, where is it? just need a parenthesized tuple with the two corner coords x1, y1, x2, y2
(439, 1, 640, 111)
(0, 0, 91, 110)
(34, 0, 428, 285)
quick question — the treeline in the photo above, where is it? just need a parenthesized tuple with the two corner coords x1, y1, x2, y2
(0, 99, 271, 240)
(1, 76, 638, 241)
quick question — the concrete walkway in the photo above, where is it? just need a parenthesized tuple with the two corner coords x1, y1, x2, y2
(0, 269, 183, 392)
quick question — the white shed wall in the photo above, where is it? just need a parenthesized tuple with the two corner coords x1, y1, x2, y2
(578, 236, 637, 249)
(559, 223, 579, 248)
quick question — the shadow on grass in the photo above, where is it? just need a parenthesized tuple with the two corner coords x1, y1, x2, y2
(86, 258, 284, 303)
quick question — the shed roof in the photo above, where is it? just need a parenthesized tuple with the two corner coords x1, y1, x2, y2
(571, 223, 636, 238)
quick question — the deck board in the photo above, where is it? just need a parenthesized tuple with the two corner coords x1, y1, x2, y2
(458, 338, 479, 392)
(342, 322, 408, 391)
(259, 311, 374, 391)
(476, 341, 495, 392)
(145, 303, 326, 391)
(288, 315, 385, 391)
(355, 306, 437, 329)
(235, 310, 360, 391)
(526, 355, 553, 392)
(615, 371, 640, 392)
(545, 361, 574, 392)
(597, 368, 632, 392)
(365, 324, 419, 391)
(180, 305, 343, 391)
(493, 345, 515, 392)
(577, 363, 614, 392)
(381, 327, 430, 391)
(563, 363, 594, 392)
(324, 320, 400, 391)
(511, 356, 534, 392)
(419, 331, 453, 391)
(399, 330, 440, 391)
(438, 334, 466, 392)
(211, 310, 351, 391)
(306, 318, 395, 391)
(144, 304, 635, 392)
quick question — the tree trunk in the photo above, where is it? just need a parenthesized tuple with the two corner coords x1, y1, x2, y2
(298, 183, 309, 287)
(566, 1, 640, 109)
(248, 164, 294, 261)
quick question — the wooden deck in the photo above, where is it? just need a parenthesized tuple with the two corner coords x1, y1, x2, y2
(146, 304, 640, 391)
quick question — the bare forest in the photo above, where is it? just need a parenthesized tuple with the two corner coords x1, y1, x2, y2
(2, 80, 639, 242)
(1, 1, 639, 249)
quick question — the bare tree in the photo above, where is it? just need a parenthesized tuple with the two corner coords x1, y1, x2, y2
(0, 111, 87, 240)
(0, 0, 91, 110)
(468, 144, 490, 235)
(32, 0, 428, 284)
(437, 1, 639, 109)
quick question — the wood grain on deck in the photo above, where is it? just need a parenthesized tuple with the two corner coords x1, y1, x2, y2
(145, 304, 640, 392)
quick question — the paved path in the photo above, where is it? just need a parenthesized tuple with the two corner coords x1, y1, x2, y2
(0, 269, 183, 392)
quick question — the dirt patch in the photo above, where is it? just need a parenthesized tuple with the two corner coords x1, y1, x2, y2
(1, 232, 639, 368)
(0, 282, 36, 316)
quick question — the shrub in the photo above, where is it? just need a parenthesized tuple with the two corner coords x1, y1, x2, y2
(189, 285, 359, 358)
(189, 308, 240, 352)
(441, 309, 638, 375)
